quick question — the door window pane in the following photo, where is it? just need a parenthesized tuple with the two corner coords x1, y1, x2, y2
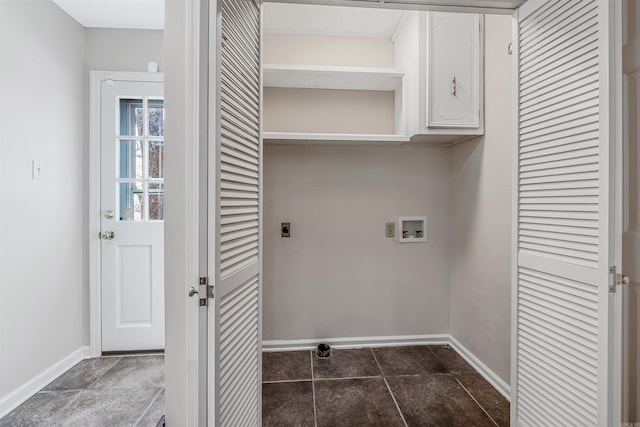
(114, 97, 164, 222)
(148, 99, 164, 136)
(118, 140, 143, 179)
(149, 183, 164, 221)
(149, 140, 164, 179)
(119, 182, 144, 221)
(119, 99, 144, 136)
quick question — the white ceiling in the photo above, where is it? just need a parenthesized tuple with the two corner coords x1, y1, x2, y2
(52, 0, 164, 29)
(52, 0, 525, 31)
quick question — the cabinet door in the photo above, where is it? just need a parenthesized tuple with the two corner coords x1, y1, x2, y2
(427, 13, 480, 128)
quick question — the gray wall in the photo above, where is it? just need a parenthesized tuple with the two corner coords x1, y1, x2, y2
(84, 28, 164, 72)
(0, 0, 85, 403)
(449, 14, 513, 383)
(81, 28, 164, 344)
(0, 2, 165, 408)
(263, 145, 451, 341)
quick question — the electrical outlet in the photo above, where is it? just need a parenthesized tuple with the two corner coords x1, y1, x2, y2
(385, 222, 395, 238)
(281, 222, 291, 238)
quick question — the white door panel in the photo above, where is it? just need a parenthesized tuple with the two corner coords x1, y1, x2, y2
(209, 0, 262, 424)
(101, 80, 165, 352)
(514, 0, 616, 425)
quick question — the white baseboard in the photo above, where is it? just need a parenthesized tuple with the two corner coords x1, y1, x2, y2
(0, 346, 91, 419)
(262, 334, 450, 352)
(447, 336, 510, 401)
(262, 334, 511, 402)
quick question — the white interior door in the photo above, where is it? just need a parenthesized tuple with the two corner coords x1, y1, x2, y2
(513, 0, 618, 425)
(209, 0, 262, 424)
(100, 79, 165, 352)
(623, 0, 640, 421)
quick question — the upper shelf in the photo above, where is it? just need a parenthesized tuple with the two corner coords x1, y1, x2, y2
(263, 64, 404, 91)
(263, 132, 409, 145)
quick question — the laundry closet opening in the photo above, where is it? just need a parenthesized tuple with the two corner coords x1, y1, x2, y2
(260, 2, 514, 391)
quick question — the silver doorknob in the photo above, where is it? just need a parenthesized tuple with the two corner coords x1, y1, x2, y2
(100, 231, 115, 240)
(104, 210, 115, 219)
(188, 287, 198, 297)
(621, 275, 630, 285)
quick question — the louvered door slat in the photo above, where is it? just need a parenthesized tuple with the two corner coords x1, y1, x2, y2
(520, 154, 598, 171)
(520, 221, 599, 236)
(520, 131, 598, 154)
(519, 0, 588, 44)
(519, 336, 596, 386)
(520, 2, 597, 66)
(214, 0, 261, 424)
(515, 0, 612, 424)
(519, 352, 597, 412)
(521, 81, 598, 120)
(520, 69, 598, 111)
(221, 64, 260, 100)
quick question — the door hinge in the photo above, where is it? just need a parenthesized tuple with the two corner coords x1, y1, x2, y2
(198, 276, 214, 306)
(609, 266, 630, 293)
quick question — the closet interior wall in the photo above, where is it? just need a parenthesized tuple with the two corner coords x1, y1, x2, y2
(262, 12, 513, 386)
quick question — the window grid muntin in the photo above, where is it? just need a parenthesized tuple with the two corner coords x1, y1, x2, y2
(116, 97, 164, 222)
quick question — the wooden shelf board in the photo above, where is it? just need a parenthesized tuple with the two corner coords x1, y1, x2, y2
(263, 132, 409, 145)
(263, 64, 404, 91)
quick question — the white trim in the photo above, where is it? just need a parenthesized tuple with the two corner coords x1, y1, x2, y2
(184, 0, 205, 426)
(88, 70, 165, 358)
(262, 334, 449, 351)
(509, 8, 519, 427)
(0, 346, 90, 419)
(448, 336, 511, 401)
(262, 334, 510, 401)
(611, 0, 624, 425)
(263, 0, 518, 15)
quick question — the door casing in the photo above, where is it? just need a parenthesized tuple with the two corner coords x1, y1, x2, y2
(88, 70, 165, 357)
(163, 0, 625, 424)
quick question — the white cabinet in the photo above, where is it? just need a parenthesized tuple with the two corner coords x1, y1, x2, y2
(426, 13, 481, 129)
(262, 9, 484, 146)
(395, 11, 484, 145)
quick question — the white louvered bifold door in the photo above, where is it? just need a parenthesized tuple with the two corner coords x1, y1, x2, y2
(514, 0, 615, 425)
(211, 0, 262, 425)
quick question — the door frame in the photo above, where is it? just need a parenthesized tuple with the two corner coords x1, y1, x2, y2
(165, 0, 626, 424)
(88, 70, 165, 358)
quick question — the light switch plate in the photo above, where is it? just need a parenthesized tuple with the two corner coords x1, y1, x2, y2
(32, 160, 43, 180)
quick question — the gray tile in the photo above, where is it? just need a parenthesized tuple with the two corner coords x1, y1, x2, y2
(456, 372, 509, 427)
(263, 351, 311, 382)
(50, 387, 161, 427)
(386, 374, 495, 427)
(430, 345, 475, 373)
(262, 381, 314, 427)
(314, 378, 404, 427)
(0, 391, 79, 427)
(44, 357, 121, 391)
(90, 355, 164, 389)
(313, 348, 381, 379)
(372, 346, 447, 376)
(135, 389, 165, 427)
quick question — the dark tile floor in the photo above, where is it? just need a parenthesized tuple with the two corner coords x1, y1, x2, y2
(0, 355, 165, 427)
(262, 345, 510, 427)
